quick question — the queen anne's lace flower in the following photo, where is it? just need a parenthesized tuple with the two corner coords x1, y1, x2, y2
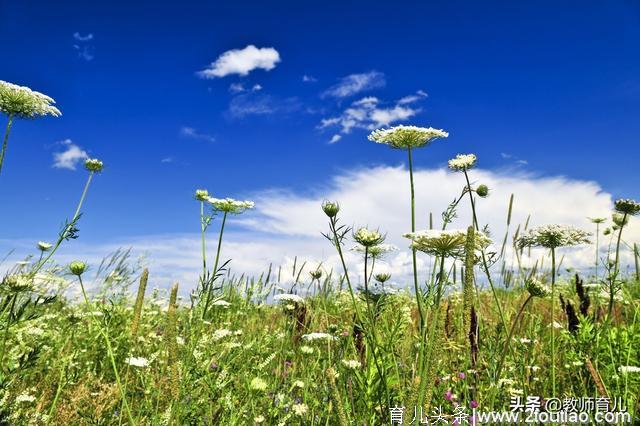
(37, 241, 52, 251)
(403, 229, 491, 258)
(525, 278, 551, 298)
(341, 359, 362, 369)
(350, 243, 397, 258)
(353, 227, 385, 247)
(448, 154, 477, 171)
(125, 356, 149, 368)
(301, 332, 336, 342)
(618, 366, 640, 374)
(515, 225, 591, 249)
(0, 80, 61, 118)
(207, 197, 254, 214)
(273, 294, 305, 304)
(614, 199, 640, 216)
(84, 158, 103, 173)
(194, 189, 209, 201)
(368, 125, 449, 149)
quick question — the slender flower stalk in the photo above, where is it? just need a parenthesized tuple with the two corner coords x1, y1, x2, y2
(72, 264, 136, 425)
(589, 217, 606, 279)
(130, 268, 149, 338)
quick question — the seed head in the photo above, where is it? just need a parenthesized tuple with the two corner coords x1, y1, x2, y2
(525, 277, 551, 298)
(614, 199, 640, 216)
(321, 200, 340, 218)
(69, 261, 87, 276)
(476, 184, 489, 198)
(374, 273, 391, 284)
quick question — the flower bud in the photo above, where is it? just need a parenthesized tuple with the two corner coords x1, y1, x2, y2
(476, 184, 489, 198)
(374, 273, 391, 283)
(69, 261, 87, 276)
(84, 158, 103, 173)
(321, 201, 340, 218)
(194, 189, 209, 201)
(525, 277, 550, 298)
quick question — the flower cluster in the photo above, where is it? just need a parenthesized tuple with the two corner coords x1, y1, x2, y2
(341, 359, 362, 369)
(353, 227, 385, 247)
(448, 153, 477, 171)
(301, 332, 336, 342)
(525, 277, 551, 298)
(403, 229, 491, 258)
(0, 80, 62, 119)
(273, 294, 305, 304)
(515, 224, 591, 249)
(367, 125, 449, 150)
(207, 197, 254, 214)
(321, 200, 340, 218)
(125, 356, 150, 368)
(350, 243, 397, 258)
(194, 189, 209, 201)
(84, 158, 103, 173)
(614, 198, 640, 216)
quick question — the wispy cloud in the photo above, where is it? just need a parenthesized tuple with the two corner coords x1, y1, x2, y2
(302, 75, 317, 83)
(72, 32, 95, 61)
(228, 93, 300, 118)
(197, 45, 281, 79)
(322, 71, 386, 98)
(161, 157, 174, 164)
(319, 91, 426, 142)
(229, 83, 263, 93)
(52, 139, 88, 170)
(180, 127, 215, 143)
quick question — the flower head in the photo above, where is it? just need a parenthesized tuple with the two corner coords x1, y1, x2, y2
(2, 274, 33, 293)
(195, 189, 209, 201)
(273, 294, 305, 304)
(404, 229, 491, 258)
(301, 332, 336, 342)
(612, 213, 629, 228)
(368, 125, 449, 150)
(351, 243, 396, 258)
(374, 273, 391, 284)
(525, 277, 551, 298)
(321, 200, 340, 218)
(341, 359, 362, 369)
(614, 199, 640, 216)
(125, 356, 149, 368)
(448, 154, 477, 171)
(84, 158, 103, 173)
(309, 269, 323, 280)
(353, 227, 385, 248)
(515, 225, 591, 249)
(37, 241, 52, 252)
(69, 261, 87, 276)
(207, 197, 254, 214)
(476, 184, 489, 198)
(0, 80, 61, 119)
(250, 377, 268, 392)
(618, 366, 640, 374)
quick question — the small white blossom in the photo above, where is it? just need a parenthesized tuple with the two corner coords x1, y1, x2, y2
(125, 356, 149, 368)
(368, 125, 448, 149)
(341, 359, 362, 369)
(301, 332, 336, 342)
(273, 294, 305, 304)
(292, 403, 308, 416)
(15, 393, 36, 404)
(448, 153, 477, 171)
(516, 224, 590, 249)
(207, 197, 254, 214)
(619, 366, 640, 374)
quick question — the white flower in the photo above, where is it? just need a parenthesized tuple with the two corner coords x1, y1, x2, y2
(212, 328, 234, 341)
(292, 403, 308, 416)
(293, 380, 305, 388)
(353, 227, 384, 247)
(368, 125, 449, 149)
(207, 197, 254, 214)
(448, 153, 477, 171)
(84, 158, 103, 173)
(619, 366, 640, 374)
(518, 337, 532, 344)
(0, 80, 62, 118)
(15, 393, 36, 404)
(212, 299, 231, 307)
(404, 229, 491, 258)
(516, 225, 591, 249)
(299, 345, 314, 354)
(341, 359, 362, 369)
(351, 243, 397, 258)
(301, 332, 336, 342)
(195, 189, 209, 201)
(125, 356, 149, 368)
(250, 377, 268, 392)
(37, 241, 53, 251)
(273, 294, 305, 304)
(254, 415, 266, 423)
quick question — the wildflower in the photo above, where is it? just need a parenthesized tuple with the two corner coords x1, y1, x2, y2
(84, 158, 103, 173)
(0, 80, 61, 118)
(374, 273, 391, 284)
(194, 189, 209, 201)
(353, 227, 385, 247)
(321, 200, 340, 218)
(292, 403, 308, 416)
(341, 359, 362, 369)
(299, 345, 314, 354)
(15, 393, 36, 404)
(515, 224, 590, 249)
(309, 269, 323, 280)
(351, 243, 397, 258)
(207, 197, 254, 214)
(612, 213, 629, 228)
(619, 366, 640, 374)
(273, 294, 305, 304)
(2, 274, 33, 292)
(368, 125, 449, 150)
(519, 337, 532, 344)
(444, 390, 456, 401)
(212, 329, 233, 341)
(403, 229, 491, 258)
(476, 184, 489, 198)
(293, 380, 305, 388)
(212, 299, 231, 307)
(458, 372, 466, 380)
(301, 332, 337, 342)
(68, 261, 87, 276)
(470, 400, 479, 409)
(37, 241, 52, 251)
(125, 356, 149, 368)
(254, 415, 266, 423)
(525, 278, 551, 298)
(250, 377, 268, 392)
(614, 199, 640, 216)
(448, 153, 477, 171)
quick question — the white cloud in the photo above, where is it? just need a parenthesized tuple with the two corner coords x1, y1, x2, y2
(252, 84, 263, 91)
(72, 32, 95, 61)
(73, 32, 93, 42)
(4, 166, 636, 293)
(161, 157, 174, 163)
(329, 134, 342, 144)
(180, 127, 215, 143)
(229, 83, 245, 93)
(197, 45, 281, 79)
(322, 71, 386, 98)
(303, 75, 317, 83)
(397, 90, 428, 104)
(52, 139, 88, 170)
(319, 94, 423, 139)
(228, 93, 300, 118)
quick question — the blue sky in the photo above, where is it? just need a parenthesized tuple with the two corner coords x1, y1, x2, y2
(1, 1, 639, 286)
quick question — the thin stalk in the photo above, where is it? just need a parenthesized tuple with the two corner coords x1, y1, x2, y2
(200, 201, 207, 278)
(0, 294, 17, 371)
(30, 172, 95, 277)
(202, 211, 228, 318)
(0, 114, 15, 177)
(408, 148, 425, 332)
(609, 213, 627, 318)
(551, 247, 557, 396)
(77, 276, 136, 425)
(494, 294, 534, 385)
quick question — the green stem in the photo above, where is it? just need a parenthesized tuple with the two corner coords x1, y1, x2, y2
(202, 211, 228, 318)
(77, 276, 136, 425)
(408, 148, 425, 332)
(609, 213, 627, 319)
(551, 247, 557, 396)
(0, 294, 17, 373)
(30, 172, 95, 277)
(494, 294, 534, 385)
(200, 201, 207, 278)
(0, 114, 15, 177)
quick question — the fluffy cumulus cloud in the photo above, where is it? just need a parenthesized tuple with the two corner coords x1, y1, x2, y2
(320, 91, 427, 142)
(52, 139, 88, 170)
(4, 166, 637, 292)
(322, 71, 386, 98)
(197, 45, 281, 78)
